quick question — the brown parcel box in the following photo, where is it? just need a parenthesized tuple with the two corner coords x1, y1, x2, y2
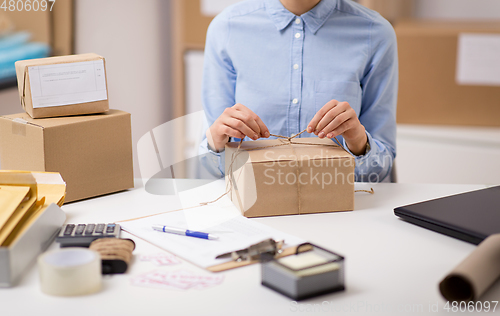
(395, 20, 500, 126)
(225, 138, 354, 218)
(15, 53, 109, 119)
(0, 110, 133, 202)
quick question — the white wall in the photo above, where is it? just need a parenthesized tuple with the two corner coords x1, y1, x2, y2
(75, 0, 172, 178)
(396, 125, 500, 184)
(415, 0, 500, 20)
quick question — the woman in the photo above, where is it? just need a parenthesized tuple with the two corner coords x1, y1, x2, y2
(199, 0, 397, 182)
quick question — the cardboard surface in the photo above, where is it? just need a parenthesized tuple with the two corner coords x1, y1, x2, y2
(0, 110, 134, 202)
(184, 0, 214, 48)
(225, 138, 354, 218)
(15, 53, 109, 119)
(357, 0, 413, 23)
(395, 20, 500, 126)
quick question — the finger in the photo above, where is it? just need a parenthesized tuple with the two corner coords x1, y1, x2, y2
(232, 103, 246, 111)
(320, 111, 351, 137)
(315, 103, 349, 137)
(225, 117, 259, 140)
(233, 103, 269, 138)
(307, 100, 338, 134)
(221, 125, 245, 139)
(222, 107, 258, 137)
(328, 118, 355, 138)
(254, 115, 270, 138)
(231, 109, 262, 136)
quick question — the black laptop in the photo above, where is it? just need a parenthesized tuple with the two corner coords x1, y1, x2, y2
(394, 186, 500, 245)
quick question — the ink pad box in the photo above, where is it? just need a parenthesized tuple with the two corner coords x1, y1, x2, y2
(261, 243, 345, 300)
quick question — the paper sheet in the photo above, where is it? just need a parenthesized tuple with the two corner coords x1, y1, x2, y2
(131, 269, 224, 291)
(139, 253, 182, 266)
(32, 172, 65, 185)
(120, 181, 305, 269)
(456, 33, 500, 86)
(28, 60, 107, 108)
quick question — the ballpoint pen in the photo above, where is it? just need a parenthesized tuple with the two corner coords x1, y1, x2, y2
(152, 225, 219, 240)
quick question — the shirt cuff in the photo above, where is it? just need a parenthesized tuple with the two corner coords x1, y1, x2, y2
(342, 131, 374, 163)
(207, 136, 233, 154)
(207, 142, 224, 154)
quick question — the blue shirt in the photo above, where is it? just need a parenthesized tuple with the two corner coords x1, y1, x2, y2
(199, 0, 398, 182)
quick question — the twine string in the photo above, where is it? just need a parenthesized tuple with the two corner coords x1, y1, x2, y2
(118, 129, 374, 223)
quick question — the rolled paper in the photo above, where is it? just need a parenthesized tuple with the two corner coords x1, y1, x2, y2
(440, 234, 500, 302)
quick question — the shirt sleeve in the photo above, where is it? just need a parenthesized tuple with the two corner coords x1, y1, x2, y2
(198, 12, 235, 177)
(352, 17, 398, 182)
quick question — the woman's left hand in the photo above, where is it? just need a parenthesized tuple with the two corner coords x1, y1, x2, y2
(307, 99, 368, 155)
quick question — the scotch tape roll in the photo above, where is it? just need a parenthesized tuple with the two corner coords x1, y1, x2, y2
(440, 234, 500, 302)
(38, 248, 101, 296)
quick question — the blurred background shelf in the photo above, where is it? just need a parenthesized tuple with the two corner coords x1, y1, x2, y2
(0, 0, 74, 91)
(1, 0, 499, 184)
(0, 78, 16, 90)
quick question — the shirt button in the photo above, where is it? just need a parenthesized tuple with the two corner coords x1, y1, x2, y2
(295, 33, 301, 38)
(293, 64, 299, 70)
(295, 18, 301, 24)
(292, 98, 298, 104)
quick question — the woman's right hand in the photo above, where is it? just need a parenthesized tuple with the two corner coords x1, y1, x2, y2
(207, 103, 270, 152)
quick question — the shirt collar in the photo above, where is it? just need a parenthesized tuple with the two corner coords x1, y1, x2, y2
(265, 0, 337, 34)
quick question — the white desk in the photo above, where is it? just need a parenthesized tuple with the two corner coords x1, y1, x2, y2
(2, 180, 499, 316)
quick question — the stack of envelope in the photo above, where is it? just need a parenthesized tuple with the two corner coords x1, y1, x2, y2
(0, 170, 65, 247)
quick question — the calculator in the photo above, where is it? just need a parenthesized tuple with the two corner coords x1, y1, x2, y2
(56, 223, 121, 247)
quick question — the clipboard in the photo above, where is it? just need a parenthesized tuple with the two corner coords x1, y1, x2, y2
(119, 209, 307, 272)
(207, 246, 300, 272)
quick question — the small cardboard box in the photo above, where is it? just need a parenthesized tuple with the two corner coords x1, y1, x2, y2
(225, 138, 354, 218)
(15, 53, 109, 119)
(395, 20, 500, 126)
(0, 110, 134, 202)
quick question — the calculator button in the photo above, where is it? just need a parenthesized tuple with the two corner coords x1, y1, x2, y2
(95, 223, 105, 234)
(75, 224, 86, 235)
(106, 224, 115, 234)
(63, 224, 75, 235)
(85, 224, 96, 235)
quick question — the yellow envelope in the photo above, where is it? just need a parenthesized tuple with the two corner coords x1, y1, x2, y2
(0, 186, 30, 231)
(0, 171, 66, 246)
(0, 187, 38, 246)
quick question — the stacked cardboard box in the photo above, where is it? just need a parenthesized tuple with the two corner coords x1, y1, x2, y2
(0, 54, 133, 202)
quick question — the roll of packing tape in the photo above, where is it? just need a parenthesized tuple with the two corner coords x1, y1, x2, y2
(38, 248, 101, 296)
